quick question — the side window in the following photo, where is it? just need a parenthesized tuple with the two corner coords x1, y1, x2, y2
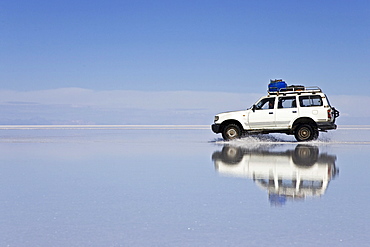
(278, 96, 297, 109)
(299, 95, 323, 107)
(256, 98, 275, 110)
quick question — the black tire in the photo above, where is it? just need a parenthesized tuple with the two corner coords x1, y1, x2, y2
(292, 145, 319, 166)
(222, 124, 241, 141)
(294, 124, 316, 142)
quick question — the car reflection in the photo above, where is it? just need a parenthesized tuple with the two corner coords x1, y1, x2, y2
(212, 144, 338, 206)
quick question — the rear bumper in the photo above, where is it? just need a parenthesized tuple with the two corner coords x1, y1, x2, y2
(317, 122, 337, 131)
(211, 124, 222, 133)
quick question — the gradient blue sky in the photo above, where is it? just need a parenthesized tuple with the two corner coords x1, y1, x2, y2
(1, 1, 369, 125)
(2, 0, 369, 94)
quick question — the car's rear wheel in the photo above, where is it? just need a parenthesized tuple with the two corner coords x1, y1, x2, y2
(222, 124, 241, 141)
(294, 124, 317, 142)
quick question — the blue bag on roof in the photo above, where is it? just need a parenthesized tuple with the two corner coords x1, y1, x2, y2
(268, 79, 287, 92)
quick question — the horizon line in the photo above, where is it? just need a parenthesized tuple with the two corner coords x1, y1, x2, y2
(0, 125, 211, 130)
(0, 124, 369, 130)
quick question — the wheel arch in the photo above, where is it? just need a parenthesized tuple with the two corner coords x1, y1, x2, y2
(220, 120, 244, 133)
(292, 117, 317, 131)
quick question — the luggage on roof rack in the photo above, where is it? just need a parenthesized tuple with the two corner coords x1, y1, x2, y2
(285, 85, 305, 91)
(268, 79, 287, 92)
(267, 79, 322, 94)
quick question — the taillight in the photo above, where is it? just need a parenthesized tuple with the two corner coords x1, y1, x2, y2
(327, 109, 332, 120)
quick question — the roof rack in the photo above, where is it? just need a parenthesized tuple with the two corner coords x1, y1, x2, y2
(268, 86, 322, 95)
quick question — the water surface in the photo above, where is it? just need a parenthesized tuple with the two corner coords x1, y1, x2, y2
(0, 126, 369, 246)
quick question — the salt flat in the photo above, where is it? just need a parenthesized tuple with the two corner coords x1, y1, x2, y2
(0, 127, 369, 246)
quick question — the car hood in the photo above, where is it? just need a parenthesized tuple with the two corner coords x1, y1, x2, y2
(216, 109, 248, 119)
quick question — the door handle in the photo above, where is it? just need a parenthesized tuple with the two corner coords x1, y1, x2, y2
(269, 112, 273, 114)
(292, 111, 297, 113)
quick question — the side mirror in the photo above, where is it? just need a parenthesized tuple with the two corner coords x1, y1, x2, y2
(252, 105, 256, 112)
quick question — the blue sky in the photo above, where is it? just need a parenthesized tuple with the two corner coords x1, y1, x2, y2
(2, 0, 369, 94)
(1, 0, 369, 125)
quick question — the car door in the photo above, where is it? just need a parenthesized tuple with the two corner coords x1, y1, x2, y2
(248, 97, 276, 129)
(275, 96, 299, 128)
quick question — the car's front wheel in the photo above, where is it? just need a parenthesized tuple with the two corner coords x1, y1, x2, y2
(222, 124, 242, 141)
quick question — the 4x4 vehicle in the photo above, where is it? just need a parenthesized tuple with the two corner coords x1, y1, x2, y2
(211, 84, 339, 141)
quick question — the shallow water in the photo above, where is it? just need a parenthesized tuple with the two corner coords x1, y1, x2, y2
(0, 126, 369, 246)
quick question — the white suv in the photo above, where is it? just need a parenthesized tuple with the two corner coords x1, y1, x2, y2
(211, 86, 339, 141)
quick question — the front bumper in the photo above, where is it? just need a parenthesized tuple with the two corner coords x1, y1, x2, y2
(211, 124, 221, 133)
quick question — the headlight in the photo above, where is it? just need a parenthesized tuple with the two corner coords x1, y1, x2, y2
(214, 116, 219, 122)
